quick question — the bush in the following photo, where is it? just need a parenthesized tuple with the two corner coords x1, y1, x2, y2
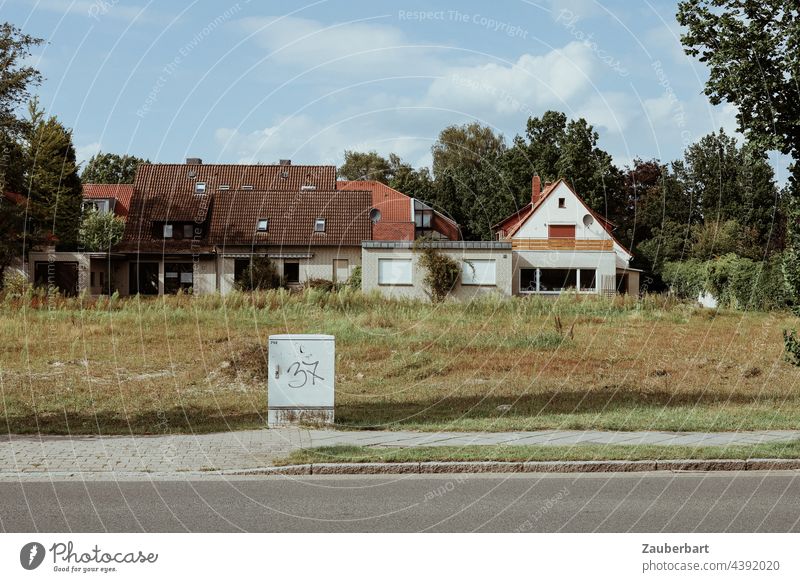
(347, 265, 362, 290)
(79, 209, 125, 251)
(1, 269, 31, 296)
(235, 257, 282, 291)
(784, 329, 800, 366)
(304, 278, 339, 292)
(663, 253, 788, 311)
(415, 241, 460, 302)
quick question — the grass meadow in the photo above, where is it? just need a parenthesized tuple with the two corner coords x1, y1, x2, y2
(1, 288, 799, 435)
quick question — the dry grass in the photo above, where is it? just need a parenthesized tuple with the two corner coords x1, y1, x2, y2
(0, 289, 798, 434)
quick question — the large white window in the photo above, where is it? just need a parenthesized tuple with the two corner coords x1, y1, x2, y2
(462, 259, 496, 286)
(378, 258, 412, 285)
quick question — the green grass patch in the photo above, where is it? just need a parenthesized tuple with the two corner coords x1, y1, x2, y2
(276, 441, 800, 466)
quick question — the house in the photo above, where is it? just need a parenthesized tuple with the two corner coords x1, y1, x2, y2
(114, 159, 372, 295)
(494, 176, 640, 295)
(338, 180, 460, 241)
(361, 240, 512, 300)
(82, 184, 135, 217)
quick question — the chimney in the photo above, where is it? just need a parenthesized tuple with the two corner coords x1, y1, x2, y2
(531, 175, 542, 204)
(279, 159, 291, 166)
(186, 157, 202, 165)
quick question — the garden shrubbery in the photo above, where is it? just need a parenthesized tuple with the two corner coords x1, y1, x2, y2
(663, 253, 788, 311)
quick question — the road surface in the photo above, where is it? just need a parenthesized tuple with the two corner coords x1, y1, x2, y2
(1, 472, 799, 532)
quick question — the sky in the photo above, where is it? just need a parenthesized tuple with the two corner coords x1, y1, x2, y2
(3, 0, 790, 181)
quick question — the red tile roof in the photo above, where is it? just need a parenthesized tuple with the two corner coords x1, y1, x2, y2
(118, 164, 370, 253)
(208, 189, 372, 248)
(338, 180, 411, 223)
(82, 184, 135, 217)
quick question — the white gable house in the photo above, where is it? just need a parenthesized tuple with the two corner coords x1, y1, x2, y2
(494, 177, 640, 295)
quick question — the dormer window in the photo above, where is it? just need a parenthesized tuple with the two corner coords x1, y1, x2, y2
(256, 219, 269, 232)
(195, 182, 206, 194)
(314, 218, 326, 233)
(558, 197, 566, 208)
(242, 185, 253, 190)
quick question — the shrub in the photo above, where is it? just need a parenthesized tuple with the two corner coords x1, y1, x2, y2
(347, 265, 362, 290)
(784, 329, 800, 366)
(1, 269, 30, 296)
(414, 240, 460, 302)
(304, 278, 339, 292)
(79, 209, 125, 251)
(235, 257, 282, 291)
(663, 253, 788, 311)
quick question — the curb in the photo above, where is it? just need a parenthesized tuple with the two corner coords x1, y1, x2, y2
(224, 458, 800, 476)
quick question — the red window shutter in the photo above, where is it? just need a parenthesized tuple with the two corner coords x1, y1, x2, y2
(548, 224, 576, 238)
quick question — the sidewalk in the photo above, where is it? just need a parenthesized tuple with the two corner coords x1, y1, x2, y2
(1, 428, 798, 478)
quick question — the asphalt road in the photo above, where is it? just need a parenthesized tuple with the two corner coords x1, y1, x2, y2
(1, 472, 799, 532)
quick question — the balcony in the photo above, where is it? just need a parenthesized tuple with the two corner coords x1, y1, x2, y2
(511, 238, 613, 251)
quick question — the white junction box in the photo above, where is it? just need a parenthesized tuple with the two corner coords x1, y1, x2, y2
(267, 334, 335, 427)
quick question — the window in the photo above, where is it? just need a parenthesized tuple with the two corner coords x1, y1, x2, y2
(415, 210, 432, 228)
(218, 184, 230, 191)
(539, 268, 577, 292)
(163, 224, 173, 238)
(241, 185, 253, 190)
(548, 224, 575, 238)
(520, 268, 537, 292)
(378, 258, 412, 285)
(579, 268, 597, 291)
(558, 197, 566, 208)
(90, 272, 95, 287)
(164, 263, 193, 294)
(195, 182, 206, 194)
(129, 262, 158, 295)
(183, 224, 195, 238)
(462, 259, 496, 286)
(256, 219, 269, 232)
(84, 199, 111, 214)
(284, 262, 300, 284)
(314, 218, 326, 232)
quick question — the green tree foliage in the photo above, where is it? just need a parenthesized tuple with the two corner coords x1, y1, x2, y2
(0, 22, 43, 277)
(81, 152, 147, 184)
(23, 99, 83, 249)
(430, 122, 508, 239)
(78, 209, 125, 251)
(338, 150, 392, 183)
(677, 0, 800, 160)
(0, 22, 43, 137)
(505, 111, 623, 219)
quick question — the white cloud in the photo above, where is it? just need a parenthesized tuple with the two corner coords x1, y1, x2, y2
(575, 92, 639, 134)
(425, 41, 595, 118)
(237, 15, 442, 75)
(75, 141, 102, 166)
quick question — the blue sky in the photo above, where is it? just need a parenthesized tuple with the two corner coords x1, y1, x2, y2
(5, 0, 789, 180)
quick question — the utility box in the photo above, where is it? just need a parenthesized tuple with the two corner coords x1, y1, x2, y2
(267, 334, 335, 427)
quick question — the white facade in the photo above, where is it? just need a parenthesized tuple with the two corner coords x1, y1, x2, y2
(506, 181, 639, 296)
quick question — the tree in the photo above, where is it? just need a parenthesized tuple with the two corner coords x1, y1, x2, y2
(78, 209, 124, 251)
(338, 150, 392, 183)
(0, 22, 43, 277)
(677, 1, 800, 296)
(23, 99, 83, 249)
(430, 122, 508, 239)
(0, 23, 43, 137)
(235, 256, 282, 291)
(81, 152, 147, 184)
(504, 111, 624, 222)
(677, 1, 800, 160)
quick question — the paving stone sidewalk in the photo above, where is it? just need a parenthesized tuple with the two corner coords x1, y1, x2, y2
(1, 428, 798, 477)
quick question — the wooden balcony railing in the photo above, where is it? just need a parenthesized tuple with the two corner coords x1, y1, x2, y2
(511, 238, 613, 251)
